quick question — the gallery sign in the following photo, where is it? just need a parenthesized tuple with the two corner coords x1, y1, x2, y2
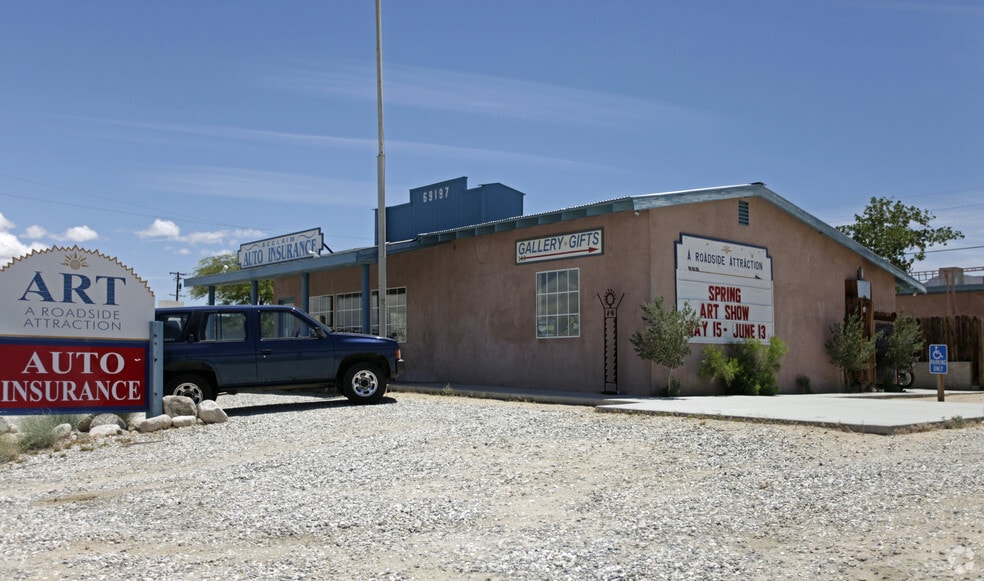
(516, 229, 603, 264)
(0, 247, 155, 413)
(238, 228, 324, 269)
(675, 234, 774, 344)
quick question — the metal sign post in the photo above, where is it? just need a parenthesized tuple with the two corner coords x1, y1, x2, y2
(929, 344, 948, 402)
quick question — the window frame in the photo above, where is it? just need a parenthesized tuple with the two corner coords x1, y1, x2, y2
(535, 267, 580, 339)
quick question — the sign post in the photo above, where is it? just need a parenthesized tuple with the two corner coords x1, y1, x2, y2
(929, 344, 948, 402)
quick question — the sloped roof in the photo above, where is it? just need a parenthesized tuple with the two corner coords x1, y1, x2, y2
(187, 182, 925, 294)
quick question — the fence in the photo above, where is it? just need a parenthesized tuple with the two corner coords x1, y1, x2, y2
(916, 316, 983, 386)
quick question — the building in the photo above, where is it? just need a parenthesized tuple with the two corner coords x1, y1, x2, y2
(187, 178, 925, 396)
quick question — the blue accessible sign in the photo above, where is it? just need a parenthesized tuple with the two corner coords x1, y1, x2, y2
(929, 344, 948, 375)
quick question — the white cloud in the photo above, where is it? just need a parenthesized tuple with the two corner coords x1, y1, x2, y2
(145, 166, 370, 207)
(267, 62, 697, 129)
(23, 225, 47, 239)
(137, 218, 264, 249)
(0, 213, 49, 265)
(62, 225, 99, 242)
(137, 219, 182, 240)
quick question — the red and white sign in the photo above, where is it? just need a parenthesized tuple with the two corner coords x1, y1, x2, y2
(0, 342, 147, 411)
(0, 247, 155, 413)
(675, 235, 774, 344)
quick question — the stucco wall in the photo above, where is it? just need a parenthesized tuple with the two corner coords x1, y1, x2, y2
(896, 288, 984, 318)
(276, 196, 902, 396)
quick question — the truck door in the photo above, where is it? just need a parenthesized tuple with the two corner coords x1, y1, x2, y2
(256, 308, 336, 385)
(198, 309, 257, 387)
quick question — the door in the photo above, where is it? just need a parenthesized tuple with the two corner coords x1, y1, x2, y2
(256, 308, 336, 385)
(197, 309, 257, 387)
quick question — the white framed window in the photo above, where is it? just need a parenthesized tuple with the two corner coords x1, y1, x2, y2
(310, 294, 333, 328)
(536, 268, 580, 338)
(335, 292, 362, 333)
(372, 287, 407, 342)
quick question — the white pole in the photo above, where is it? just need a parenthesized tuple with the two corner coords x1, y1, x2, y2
(375, 0, 388, 338)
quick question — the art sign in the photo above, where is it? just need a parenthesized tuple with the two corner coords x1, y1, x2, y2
(0, 247, 155, 413)
(675, 234, 774, 344)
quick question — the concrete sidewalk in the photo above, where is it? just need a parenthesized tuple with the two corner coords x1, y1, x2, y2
(389, 382, 984, 435)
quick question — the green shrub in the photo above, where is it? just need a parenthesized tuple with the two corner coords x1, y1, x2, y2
(17, 414, 79, 452)
(699, 345, 740, 386)
(879, 314, 924, 372)
(699, 337, 789, 396)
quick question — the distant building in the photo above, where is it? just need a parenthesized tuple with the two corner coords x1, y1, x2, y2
(188, 178, 925, 395)
(896, 267, 983, 388)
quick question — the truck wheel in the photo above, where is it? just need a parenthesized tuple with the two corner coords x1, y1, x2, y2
(342, 363, 387, 404)
(166, 374, 215, 404)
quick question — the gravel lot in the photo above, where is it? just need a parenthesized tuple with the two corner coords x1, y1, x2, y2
(2, 390, 983, 580)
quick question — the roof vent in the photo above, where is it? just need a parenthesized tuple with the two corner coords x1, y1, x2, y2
(738, 200, 750, 226)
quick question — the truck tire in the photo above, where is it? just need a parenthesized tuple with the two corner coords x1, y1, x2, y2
(341, 363, 387, 404)
(166, 373, 215, 404)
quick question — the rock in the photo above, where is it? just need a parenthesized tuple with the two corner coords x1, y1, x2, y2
(137, 415, 172, 433)
(76, 415, 94, 432)
(51, 423, 73, 442)
(171, 415, 197, 428)
(163, 395, 197, 418)
(89, 424, 122, 437)
(198, 400, 228, 424)
(90, 413, 127, 431)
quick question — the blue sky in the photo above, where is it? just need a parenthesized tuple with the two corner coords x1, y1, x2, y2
(1, 0, 982, 302)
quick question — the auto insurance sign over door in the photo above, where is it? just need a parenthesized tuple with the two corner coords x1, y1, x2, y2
(676, 234, 774, 344)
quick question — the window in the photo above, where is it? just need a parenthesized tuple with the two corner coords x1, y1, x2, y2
(157, 313, 188, 342)
(310, 294, 333, 328)
(335, 292, 362, 333)
(371, 287, 407, 342)
(202, 312, 247, 342)
(536, 268, 580, 338)
(260, 309, 319, 340)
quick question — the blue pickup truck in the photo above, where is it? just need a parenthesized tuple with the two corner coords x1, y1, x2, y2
(156, 305, 402, 404)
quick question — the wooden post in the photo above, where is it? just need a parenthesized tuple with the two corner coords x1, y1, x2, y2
(937, 373, 945, 402)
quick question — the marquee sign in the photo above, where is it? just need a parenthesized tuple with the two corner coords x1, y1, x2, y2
(0, 247, 154, 413)
(238, 228, 324, 269)
(675, 234, 774, 344)
(516, 229, 603, 264)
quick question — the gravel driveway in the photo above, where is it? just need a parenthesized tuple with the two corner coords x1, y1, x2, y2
(1, 391, 982, 580)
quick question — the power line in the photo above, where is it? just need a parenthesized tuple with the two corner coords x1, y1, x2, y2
(907, 244, 984, 255)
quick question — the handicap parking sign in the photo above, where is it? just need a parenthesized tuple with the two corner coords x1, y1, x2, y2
(929, 344, 948, 374)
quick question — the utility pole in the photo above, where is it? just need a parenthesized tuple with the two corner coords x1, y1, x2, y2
(169, 272, 187, 302)
(375, 0, 388, 338)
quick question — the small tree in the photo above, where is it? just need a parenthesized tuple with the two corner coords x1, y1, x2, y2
(879, 314, 923, 370)
(629, 297, 699, 396)
(188, 253, 274, 305)
(825, 312, 877, 390)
